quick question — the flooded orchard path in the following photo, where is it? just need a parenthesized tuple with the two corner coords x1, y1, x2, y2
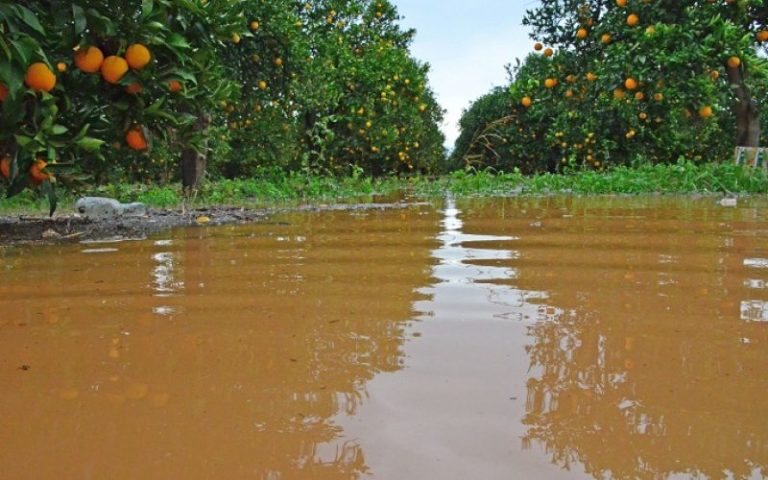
(1, 196, 768, 479)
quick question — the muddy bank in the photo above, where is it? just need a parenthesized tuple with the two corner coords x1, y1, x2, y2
(0, 202, 429, 245)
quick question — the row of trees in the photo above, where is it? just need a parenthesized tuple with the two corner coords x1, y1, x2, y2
(0, 0, 445, 212)
(453, 0, 768, 173)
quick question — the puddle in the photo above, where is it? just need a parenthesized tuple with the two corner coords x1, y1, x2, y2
(1, 196, 768, 479)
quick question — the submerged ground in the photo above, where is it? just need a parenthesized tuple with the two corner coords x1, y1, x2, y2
(1, 195, 767, 479)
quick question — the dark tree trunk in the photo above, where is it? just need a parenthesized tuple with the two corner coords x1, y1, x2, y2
(181, 114, 211, 192)
(727, 65, 761, 148)
(303, 111, 318, 170)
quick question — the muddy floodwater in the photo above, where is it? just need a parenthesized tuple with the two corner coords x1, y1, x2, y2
(2, 196, 768, 479)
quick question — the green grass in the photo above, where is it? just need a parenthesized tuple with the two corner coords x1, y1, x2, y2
(1, 160, 766, 215)
(426, 160, 768, 196)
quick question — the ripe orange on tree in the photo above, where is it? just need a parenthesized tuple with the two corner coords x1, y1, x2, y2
(0, 155, 10, 179)
(168, 80, 182, 92)
(601, 33, 612, 44)
(698, 105, 713, 118)
(727, 56, 741, 68)
(757, 31, 768, 42)
(654, 92, 664, 102)
(125, 127, 148, 151)
(29, 159, 51, 185)
(576, 28, 588, 40)
(126, 44, 151, 70)
(534, 42, 543, 51)
(543, 47, 554, 57)
(521, 96, 532, 107)
(74, 46, 104, 73)
(616, 0, 627, 6)
(101, 56, 129, 84)
(544, 78, 558, 88)
(125, 82, 143, 94)
(624, 77, 638, 90)
(25, 63, 57, 92)
(56, 62, 67, 73)
(586, 72, 597, 82)
(627, 14, 639, 26)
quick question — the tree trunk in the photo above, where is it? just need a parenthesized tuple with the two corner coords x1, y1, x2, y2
(726, 65, 761, 148)
(181, 114, 211, 192)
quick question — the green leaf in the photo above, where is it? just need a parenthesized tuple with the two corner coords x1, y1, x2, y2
(72, 4, 87, 35)
(76, 137, 105, 152)
(42, 180, 57, 216)
(13, 6, 45, 36)
(141, 0, 154, 19)
(51, 125, 68, 135)
(166, 33, 192, 50)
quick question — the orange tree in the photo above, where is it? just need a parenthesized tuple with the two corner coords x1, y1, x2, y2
(455, 0, 768, 172)
(219, 0, 445, 177)
(0, 0, 243, 212)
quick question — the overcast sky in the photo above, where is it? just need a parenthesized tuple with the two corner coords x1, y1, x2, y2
(394, 0, 536, 148)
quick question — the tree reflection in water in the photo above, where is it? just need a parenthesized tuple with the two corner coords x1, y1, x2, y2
(505, 197, 768, 480)
(0, 206, 439, 480)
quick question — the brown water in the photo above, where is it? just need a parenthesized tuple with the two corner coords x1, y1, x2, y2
(1, 197, 768, 480)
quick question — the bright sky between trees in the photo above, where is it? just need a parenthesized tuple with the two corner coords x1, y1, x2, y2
(394, 0, 535, 149)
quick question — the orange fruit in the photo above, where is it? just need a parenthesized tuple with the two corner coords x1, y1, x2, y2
(25, 63, 57, 92)
(727, 56, 741, 69)
(521, 96, 532, 108)
(624, 78, 638, 90)
(56, 62, 67, 73)
(565, 89, 574, 98)
(125, 82, 143, 94)
(29, 159, 50, 185)
(231, 33, 241, 44)
(586, 72, 597, 82)
(250, 21, 260, 30)
(710, 70, 720, 81)
(125, 44, 151, 70)
(125, 128, 148, 151)
(634, 91, 645, 101)
(101, 56, 129, 84)
(258, 80, 267, 90)
(576, 28, 588, 40)
(543, 47, 554, 57)
(639, 112, 648, 120)
(698, 105, 713, 118)
(613, 88, 625, 99)
(627, 14, 639, 26)
(544, 78, 558, 88)
(168, 80, 182, 93)
(74, 46, 104, 73)
(616, 0, 627, 6)
(0, 84, 8, 102)
(534, 42, 543, 51)
(645, 25, 656, 36)
(757, 31, 768, 42)
(601, 33, 612, 44)
(0, 155, 10, 179)
(654, 92, 664, 102)
(274, 57, 283, 67)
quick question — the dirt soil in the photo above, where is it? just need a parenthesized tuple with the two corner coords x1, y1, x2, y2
(0, 202, 428, 245)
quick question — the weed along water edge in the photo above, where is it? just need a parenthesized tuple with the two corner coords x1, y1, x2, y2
(1, 197, 768, 479)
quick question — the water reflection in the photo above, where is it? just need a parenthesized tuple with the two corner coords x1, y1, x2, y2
(0, 206, 438, 480)
(470, 197, 768, 480)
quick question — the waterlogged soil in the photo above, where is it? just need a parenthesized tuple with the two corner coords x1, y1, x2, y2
(1, 196, 768, 479)
(0, 201, 424, 244)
